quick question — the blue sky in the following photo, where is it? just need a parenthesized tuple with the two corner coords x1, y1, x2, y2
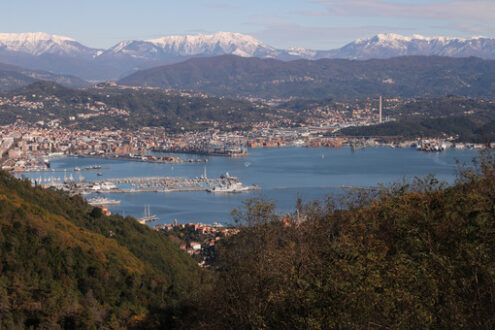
(1, 0, 494, 49)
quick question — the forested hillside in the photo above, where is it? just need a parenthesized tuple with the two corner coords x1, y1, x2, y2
(336, 97, 495, 142)
(119, 55, 495, 99)
(0, 81, 282, 131)
(0, 171, 199, 328)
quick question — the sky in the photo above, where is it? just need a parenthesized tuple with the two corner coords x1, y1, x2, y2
(0, 0, 494, 50)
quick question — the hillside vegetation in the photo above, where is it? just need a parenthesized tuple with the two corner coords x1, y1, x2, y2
(280, 96, 495, 142)
(0, 171, 200, 328)
(0, 81, 282, 131)
(340, 97, 495, 142)
(173, 152, 495, 328)
(341, 115, 495, 142)
(119, 55, 495, 99)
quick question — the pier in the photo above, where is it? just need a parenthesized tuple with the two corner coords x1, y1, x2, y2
(45, 175, 260, 195)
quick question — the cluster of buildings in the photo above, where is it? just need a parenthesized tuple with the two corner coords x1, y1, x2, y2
(0, 121, 355, 172)
(2, 113, 484, 172)
(0, 90, 409, 169)
(0, 92, 131, 128)
(0, 124, 177, 170)
(155, 221, 239, 264)
(269, 97, 401, 128)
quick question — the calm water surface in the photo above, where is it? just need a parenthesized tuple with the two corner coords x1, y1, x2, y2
(21, 147, 477, 225)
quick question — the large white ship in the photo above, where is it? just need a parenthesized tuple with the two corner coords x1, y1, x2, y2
(88, 197, 121, 206)
(207, 182, 256, 193)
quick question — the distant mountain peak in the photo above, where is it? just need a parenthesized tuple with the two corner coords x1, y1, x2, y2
(103, 31, 277, 59)
(2, 31, 495, 81)
(357, 33, 493, 44)
(144, 31, 271, 54)
(0, 32, 99, 58)
(329, 33, 495, 60)
(145, 31, 265, 45)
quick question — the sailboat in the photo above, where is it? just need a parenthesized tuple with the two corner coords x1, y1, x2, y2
(138, 205, 159, 224)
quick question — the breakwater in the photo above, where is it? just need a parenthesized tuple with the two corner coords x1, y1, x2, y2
(43, 175, 260, 195)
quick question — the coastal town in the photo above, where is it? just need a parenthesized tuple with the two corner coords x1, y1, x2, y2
(0, 119, 487, 173)
(0, 92, 490, 234)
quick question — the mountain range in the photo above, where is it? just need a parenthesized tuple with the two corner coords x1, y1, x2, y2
(1, 32, 495, 81)
(118, 55, 495, 99)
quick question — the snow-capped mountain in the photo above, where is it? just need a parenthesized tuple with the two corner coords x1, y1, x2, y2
(322, 33, 495, 60)
(285, 47, 317, 58)
(0, 32, 105, 81)
(0, 32, 100, 58)
(100, 32, 495, 64)
(1, 31, 495, 81)
(100, 32, 280, 60)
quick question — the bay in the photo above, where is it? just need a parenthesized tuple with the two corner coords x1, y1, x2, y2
(20, 146, 477, 225)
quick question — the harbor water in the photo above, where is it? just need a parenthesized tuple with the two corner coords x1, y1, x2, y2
(20, 147, 478, 225)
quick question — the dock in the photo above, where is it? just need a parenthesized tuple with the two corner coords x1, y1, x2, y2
(50, 175, 260, 195)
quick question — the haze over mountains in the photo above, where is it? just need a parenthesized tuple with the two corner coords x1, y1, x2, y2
(0, 62, 89, 91)
(1, 32, 495, 81)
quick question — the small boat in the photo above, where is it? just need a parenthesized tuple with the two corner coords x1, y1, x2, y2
(97, 172, 103, 176)
(138, 205, 159, 224)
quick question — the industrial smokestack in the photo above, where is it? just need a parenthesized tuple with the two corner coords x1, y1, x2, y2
(378, 96, 383, 123)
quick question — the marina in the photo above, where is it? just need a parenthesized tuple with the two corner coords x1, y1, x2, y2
(76, 153, 206, 164)
(35, 174, 260, 195)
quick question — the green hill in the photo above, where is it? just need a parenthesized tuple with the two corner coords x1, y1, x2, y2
(0, 171, 199, 328)
(340, 113, 495, 142)
(337, 96, 495, 142)
(118, 55, 495, 99)
(0, 81, 282, 131)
